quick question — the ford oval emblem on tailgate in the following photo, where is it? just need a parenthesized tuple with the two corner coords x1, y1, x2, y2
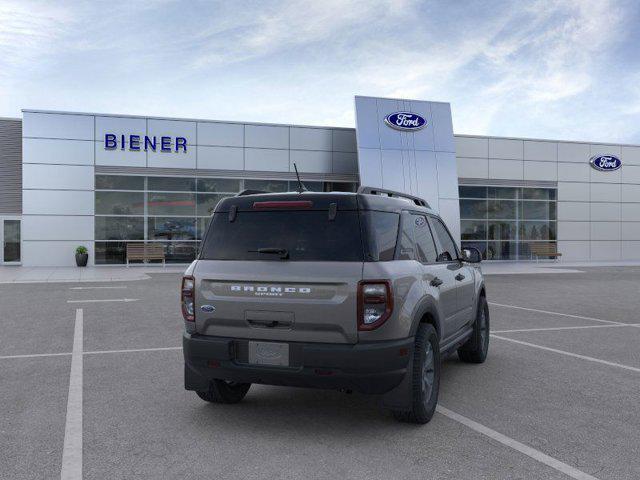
(200, 304, 215, 312)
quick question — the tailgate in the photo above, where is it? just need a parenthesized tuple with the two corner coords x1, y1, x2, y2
(193, 260, 363, 344)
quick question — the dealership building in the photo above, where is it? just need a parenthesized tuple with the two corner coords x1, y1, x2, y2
(0, 95, 639, 267)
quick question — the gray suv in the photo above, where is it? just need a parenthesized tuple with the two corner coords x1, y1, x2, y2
(182, 186, 489, 424)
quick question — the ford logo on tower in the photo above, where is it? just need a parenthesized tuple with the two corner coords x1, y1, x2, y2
(589, 155, 622, 172)
(384, 112, 427, 131)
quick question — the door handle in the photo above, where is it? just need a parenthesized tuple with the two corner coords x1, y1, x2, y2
(455, 273, 465, 281)
(430, 277, 443, 287)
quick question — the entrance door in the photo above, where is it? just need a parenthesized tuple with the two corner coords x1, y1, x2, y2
(1, 218, 21, 264)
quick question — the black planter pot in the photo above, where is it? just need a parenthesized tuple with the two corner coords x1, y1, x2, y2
(75, 253, 88, 267)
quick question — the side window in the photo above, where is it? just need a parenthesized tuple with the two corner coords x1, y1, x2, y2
(413, 215, 438, 263)
(363, 211, 400, 261)
(429, 217, 458, 262)
(398, 214, 415, 260)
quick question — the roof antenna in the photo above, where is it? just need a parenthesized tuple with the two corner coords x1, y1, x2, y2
(293, 163, 308, 193)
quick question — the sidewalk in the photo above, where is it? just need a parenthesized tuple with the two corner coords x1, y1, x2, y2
(0, 265, 186, 284)
(481, 260, 640, 275)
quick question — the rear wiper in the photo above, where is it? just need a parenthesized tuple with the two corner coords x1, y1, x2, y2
(248, 247, 290, 260)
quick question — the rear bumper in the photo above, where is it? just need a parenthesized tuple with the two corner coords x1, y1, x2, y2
(183, 333, 414, 394)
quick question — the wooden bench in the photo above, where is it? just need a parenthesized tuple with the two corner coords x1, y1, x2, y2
(530, 243, 562, 262)
(126, 244, 165, 267)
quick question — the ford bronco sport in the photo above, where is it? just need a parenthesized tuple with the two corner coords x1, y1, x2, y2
(182, 186, 489, 424)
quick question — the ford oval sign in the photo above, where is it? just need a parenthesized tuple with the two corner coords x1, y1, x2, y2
(384, 112, 427, 131)
(590, 155, 621, 172)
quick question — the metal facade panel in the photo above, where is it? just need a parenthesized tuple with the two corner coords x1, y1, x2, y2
(355, 96, 459, 242)
(0, 119, 22, 214)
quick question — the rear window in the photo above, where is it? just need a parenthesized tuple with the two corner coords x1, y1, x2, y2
(200, 211, 364, 261)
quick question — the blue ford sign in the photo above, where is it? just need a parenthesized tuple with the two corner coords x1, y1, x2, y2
(384, 112, 427, 131)
(590, 155, 621, 171)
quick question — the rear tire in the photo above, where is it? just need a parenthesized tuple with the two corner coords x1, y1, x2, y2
(196, 380, 251, 404)
(393, 323, 440, 424)
(458, 295, 490, 364)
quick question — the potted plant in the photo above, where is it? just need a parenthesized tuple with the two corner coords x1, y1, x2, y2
(75, 246, 88, 267)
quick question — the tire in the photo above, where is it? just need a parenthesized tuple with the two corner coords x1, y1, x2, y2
(196, 380, 251, 404)
(393, 323, 440, 424)
(458, 295, 490, 364)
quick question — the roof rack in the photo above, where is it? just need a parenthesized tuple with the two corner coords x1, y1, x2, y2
(236, 189, 269, 196)
(357, 186, 430, 208)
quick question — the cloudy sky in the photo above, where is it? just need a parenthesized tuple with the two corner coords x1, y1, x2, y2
(1, 0, 639, 142)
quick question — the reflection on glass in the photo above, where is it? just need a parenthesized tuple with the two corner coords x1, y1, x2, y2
(148, 217, 196, 240)
(196, 194, 230, 216)
(488, 200, 516, 219)
(95, 175, 144, 190)
(95, 217, 144, 240)
(461, 220, 487, 240)
(95, 192, 144, 215)
(147, 177, 196, 192)
(459, 186, 487, 199)
(197, 178, 241, 193)
(487, 187, 517, 199)
(244, 179, 288, 192)
(460, 200, 487, 219)
(3, 220, 20, 262)
(147, 193, 196, 216)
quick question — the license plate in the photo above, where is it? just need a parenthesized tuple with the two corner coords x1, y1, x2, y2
(248, 341, 289, 367)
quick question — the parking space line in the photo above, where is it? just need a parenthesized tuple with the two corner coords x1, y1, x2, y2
(437, 406, 599, 480)
(61, 308, 83, 480)
(0, 352, 72, 360)
(66, 298, 138, 304)
(84, 346, 181, 355)
(493, 323, 640, 334)
(69, 286, 127, 290)
(491, 334, 640, 373)
(489, 302, 625, 326)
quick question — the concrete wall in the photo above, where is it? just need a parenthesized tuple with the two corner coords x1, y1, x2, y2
(21, 110, 358, 266)
(455, 135, 640, 261)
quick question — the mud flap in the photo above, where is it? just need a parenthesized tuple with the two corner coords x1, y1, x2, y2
(380, 355, 414, 412)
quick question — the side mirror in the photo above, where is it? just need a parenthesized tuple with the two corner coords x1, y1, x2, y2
(462, 247, 482, 263)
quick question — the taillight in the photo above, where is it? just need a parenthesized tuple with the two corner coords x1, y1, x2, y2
(358, 280, 393, 331)
(181, 276, 195, 322)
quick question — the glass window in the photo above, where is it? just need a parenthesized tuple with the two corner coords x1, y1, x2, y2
(460, 199, 487, 219)
(154, 241, 198, 263)
(413, 215, 438, 263)
(362, 211, 399, 261)
(520, 201, 556, 220)
(196, 194, 230, 217)
(398, 215, 415, 261)
(488, 200, 517, 219)
(200, 211, 363, 262)
(147, 192, 196, 216)
(95, 241, 132, 265)
(488, 221, 516, 240)
(148, 217, 196, 240)
(487, 187, 518, 199)
(488, 241, 517, 260)
(325, 182, 358, 192)
(196, 217, 211, 240)
(96, 191, 144, 215)
(522, 188, 556, 200)
(197, 178, 241, 193)
(147, 176, 195, 192)
(3, 220, 20, 262)
(244, 179, 288, 192)
(520, 221, 556, 240)
(461, 220, 487, 240)
(95, 217, 144, 240)
(459, 186, 487, 199)
(95, 175, 144, 190)
(429, 217, 458, 262)
(295, 181, 323, 192)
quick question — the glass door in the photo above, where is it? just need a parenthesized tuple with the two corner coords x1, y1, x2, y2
(1, 218, 21, 264)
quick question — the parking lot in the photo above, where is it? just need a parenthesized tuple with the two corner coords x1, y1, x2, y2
(1, 266, 639, 480)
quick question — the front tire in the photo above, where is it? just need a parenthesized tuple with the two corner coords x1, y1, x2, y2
(458, 295, 490, 364)
(393, 323, 440, 424)
(196, 380, 251, 404)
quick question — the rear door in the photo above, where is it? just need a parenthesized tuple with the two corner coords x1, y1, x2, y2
(411, 213, 458, 340)
(194, 206, 363, 344)
(428, 216, 476, 333)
